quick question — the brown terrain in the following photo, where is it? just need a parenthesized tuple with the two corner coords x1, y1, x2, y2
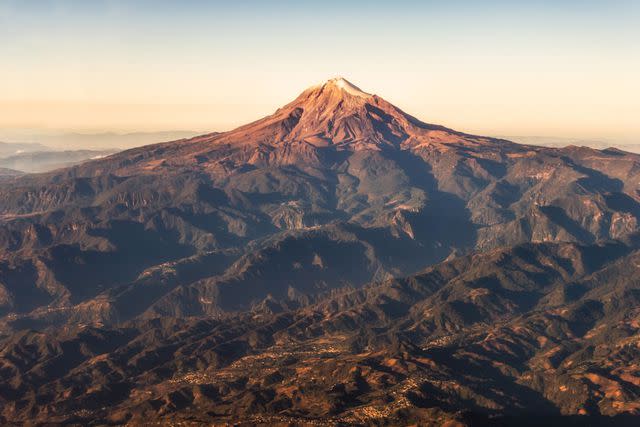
(1, 78, 640, 425)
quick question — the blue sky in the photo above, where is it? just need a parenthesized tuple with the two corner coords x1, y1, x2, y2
(0, 0, 638, 142)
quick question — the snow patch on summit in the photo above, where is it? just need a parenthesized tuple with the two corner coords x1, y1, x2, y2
(325, 77, 370, 98)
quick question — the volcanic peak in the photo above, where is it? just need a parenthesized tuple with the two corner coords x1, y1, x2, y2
(323, 77, 371, 98)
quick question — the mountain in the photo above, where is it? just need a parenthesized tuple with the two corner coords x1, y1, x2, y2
(0, 168, 23, 177)
(0, 130, 198, 150)
(0, 149, 119, 173)
(1, 78, 640, 424)
(2, 77, 640, 328)
(0, 141, 49, 158)
(0, 140, 120, 173)
(503, 136, 640, 155)
(0, 168, 24, 183)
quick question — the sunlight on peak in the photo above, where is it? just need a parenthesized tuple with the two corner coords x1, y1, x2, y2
(325, 77, 371, 98)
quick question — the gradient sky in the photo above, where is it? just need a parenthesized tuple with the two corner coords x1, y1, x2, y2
(1, 0, 639, 143)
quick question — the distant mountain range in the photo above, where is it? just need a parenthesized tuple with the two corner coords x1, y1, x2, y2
(0, 141, 49, 158)
(0, 130, 199, 150)
(0, 131, 202, 174)
(502, 136, 640, 154)
(0, 148, 118, 173)
(1, 78, 640, 425)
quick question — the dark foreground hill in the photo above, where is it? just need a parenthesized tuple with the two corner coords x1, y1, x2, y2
(1, 78, 640, 424)
(2, 235, 640, 424)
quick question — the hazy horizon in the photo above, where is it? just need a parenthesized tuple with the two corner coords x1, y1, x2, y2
(3, 128, 640, 155)
(1, 0, 639, 145)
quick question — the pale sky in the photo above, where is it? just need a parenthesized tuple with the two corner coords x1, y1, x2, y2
(1, 0, 639, 144)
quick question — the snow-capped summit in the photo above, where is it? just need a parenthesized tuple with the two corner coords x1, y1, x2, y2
(323, 77, 370, 98)
(196, 76, 480, 154)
